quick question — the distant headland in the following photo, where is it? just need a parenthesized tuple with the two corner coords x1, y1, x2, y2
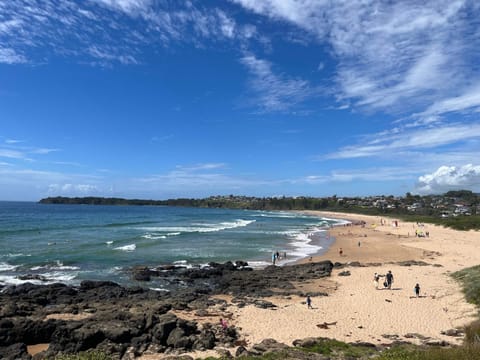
(39, 190, 480, 230)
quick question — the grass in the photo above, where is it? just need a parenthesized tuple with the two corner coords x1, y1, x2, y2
(452, 265, 480, 306)
(377, 344, 480, 360)
(54, 351, 113, 360)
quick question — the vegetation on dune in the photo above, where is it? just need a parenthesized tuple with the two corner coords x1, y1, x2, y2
(376, 344, 480, 360)
(452, 265, 480, 307)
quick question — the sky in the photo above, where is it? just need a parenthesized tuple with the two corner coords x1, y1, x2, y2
(1, 0, 480, 201)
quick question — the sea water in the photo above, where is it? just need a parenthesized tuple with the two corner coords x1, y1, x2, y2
(0, 202, 345, 288)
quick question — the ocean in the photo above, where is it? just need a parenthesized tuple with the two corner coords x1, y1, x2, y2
(0, 202, 345, 289)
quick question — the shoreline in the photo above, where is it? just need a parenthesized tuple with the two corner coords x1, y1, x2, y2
(3, 210, 479, 359)
(231, 211, 478, 349)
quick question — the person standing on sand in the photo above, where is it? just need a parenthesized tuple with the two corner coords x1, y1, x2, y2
(373, 273, 380, 289)
(386, 270, 394, 289)
(306, 295, 312, 309)
(414, 283, 420, 297)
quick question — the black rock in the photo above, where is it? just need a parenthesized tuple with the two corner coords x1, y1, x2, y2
(152, 314, 178, 344)
(0, 343, 31, 360)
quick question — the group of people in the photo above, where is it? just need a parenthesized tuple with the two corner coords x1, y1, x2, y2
(271, 251, 287, 265)
(373, 271, 422, 297)
(373, 270, 394, 289)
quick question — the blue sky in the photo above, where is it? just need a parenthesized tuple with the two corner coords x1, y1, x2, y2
(1, 0, 480, 201)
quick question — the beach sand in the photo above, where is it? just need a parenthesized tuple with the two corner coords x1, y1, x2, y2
(141, 212, 479, 359)
(232, 212, 478, 347)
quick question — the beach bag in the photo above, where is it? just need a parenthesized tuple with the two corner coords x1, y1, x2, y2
(383, 281, 388, 288)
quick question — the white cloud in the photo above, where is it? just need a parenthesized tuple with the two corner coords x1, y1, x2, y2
(47, 183, 100, 195)
(240, 54, 316, 112)
(0, 149, 26, 159)
(296, 166, 418, 185)
(0, 47, 26, 64)
(415, 164, 480, 194)
(423, 83, 480, 116)
(232, 0, 477, 120)
(93, 0, 152, 15)
(325, 123, 480, 159)
(31, 148, 59, 155)
(176, 163, 227, 172)
(0, 1, 255, 65)
(5, 139, 24, 144)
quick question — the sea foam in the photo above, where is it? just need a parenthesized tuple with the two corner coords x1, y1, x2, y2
(139, 219, 255, 235)
(114, 244, 136, 251)
(0, 262, 19, 271)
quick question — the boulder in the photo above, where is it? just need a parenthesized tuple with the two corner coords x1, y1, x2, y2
(0, 343, 31, 360)
(152, 314, 178, 344)
(166, 328, 191, 349)
(252, 338, 288, 354)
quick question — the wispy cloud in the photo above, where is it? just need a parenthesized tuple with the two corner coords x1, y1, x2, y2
(47, 183, 101, 195)
(175, 163, 227, 172)
(0, 0, 256, 65)
(0, 165, 106, 200)
(233, 0, 479, 121)
(240, 54, 317, 112)
(293, 166, 419, 185)
(135, 162, 270, 196)
(5, 139, 24, 144)
(0, 149, 26, 159)
(0, 139, 60, 161)
(324, 123, 480, 160)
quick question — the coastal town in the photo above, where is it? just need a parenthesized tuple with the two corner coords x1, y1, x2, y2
(202, 190, 480, 217)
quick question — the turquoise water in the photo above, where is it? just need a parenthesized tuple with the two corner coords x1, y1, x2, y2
(0, 202, 343, 287)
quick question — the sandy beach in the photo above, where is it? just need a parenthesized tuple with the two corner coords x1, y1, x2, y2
(229, 212, 479, 349)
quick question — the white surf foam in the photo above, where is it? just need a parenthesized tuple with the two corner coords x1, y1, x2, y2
(5, 253, 30, 258)
(252, 211, 315, 219)
(106, 241, 114, 245)
(41, 271, 78, 282)
(149, 287, 170, 292)
(139, 219, 255, 234)
(114, 244, 136, 251)
(246, 260, 271, 268)
(141, 234, 167, 240)
(0, 262, 19, 271)
(0, 270, 78, 286)
(31, 260, 79, 271)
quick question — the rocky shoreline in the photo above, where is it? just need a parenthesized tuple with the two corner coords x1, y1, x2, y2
(0, 260, 335, 359)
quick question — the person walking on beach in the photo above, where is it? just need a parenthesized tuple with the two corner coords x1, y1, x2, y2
(414, 283, 420, 297)
(306, 295, 312, 309)
(386, 270, 394, 289)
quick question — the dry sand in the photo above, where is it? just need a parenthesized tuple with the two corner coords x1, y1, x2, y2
(232, 212, 479, 348)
